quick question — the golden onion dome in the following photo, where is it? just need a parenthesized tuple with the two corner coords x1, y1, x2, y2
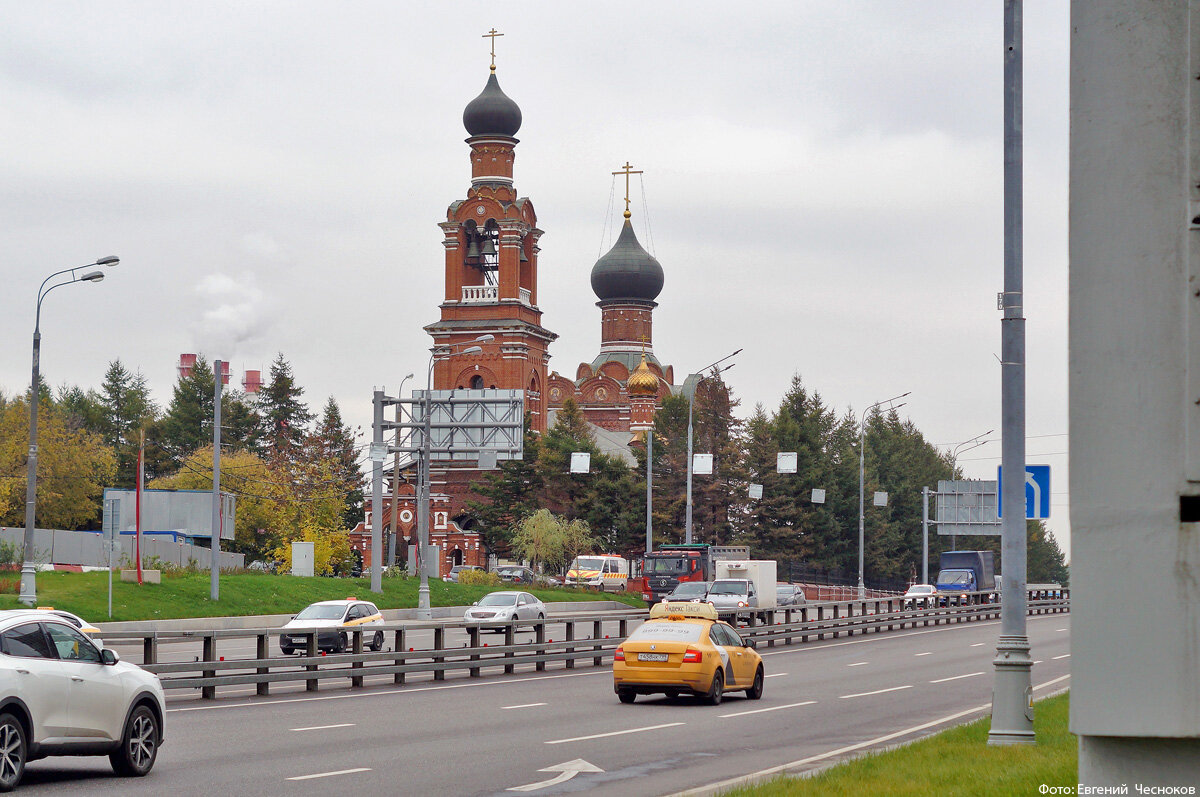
(627, 354, 659, 397)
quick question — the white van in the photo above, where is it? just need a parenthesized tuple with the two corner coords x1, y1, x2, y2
(567, 554, 630, 592)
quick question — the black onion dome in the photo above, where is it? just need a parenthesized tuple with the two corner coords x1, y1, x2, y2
(590, 219, 664, 302)
(463, 72, 522, 137)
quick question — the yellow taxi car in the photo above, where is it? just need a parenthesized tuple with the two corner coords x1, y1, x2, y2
(613, 602, 764, 705)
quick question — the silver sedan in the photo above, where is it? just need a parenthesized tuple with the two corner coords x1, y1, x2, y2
(463, 591, 547, 629)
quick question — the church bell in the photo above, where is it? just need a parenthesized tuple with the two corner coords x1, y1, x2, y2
(465, 237, 481, 260)
(480, 236, 497, 257)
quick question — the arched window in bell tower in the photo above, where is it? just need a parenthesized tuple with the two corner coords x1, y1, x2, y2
(470, 375, 484, 390)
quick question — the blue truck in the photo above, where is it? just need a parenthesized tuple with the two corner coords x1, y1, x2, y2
(935, 550, 996, 604)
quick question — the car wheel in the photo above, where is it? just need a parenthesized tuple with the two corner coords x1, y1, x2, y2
(280, 646, 294, 656)
(746, 666, 765, 700)
(704, 668, 725, 706)
(109, 704, 159, 777)
(537, 613, 544, 621)
(369, 631, 383, 652)
(0, 713, 26, 792)
(335, 632, 348, 653)
(617, 689, 636, 704)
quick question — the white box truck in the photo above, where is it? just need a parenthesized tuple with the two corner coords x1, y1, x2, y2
(713, 560, 778, 610)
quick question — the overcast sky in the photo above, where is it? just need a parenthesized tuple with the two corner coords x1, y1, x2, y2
(1, 2, 1071, 560)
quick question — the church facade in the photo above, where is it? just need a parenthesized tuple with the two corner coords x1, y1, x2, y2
(357, 49, 676, 575)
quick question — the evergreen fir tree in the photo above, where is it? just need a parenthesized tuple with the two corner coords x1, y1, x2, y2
(256, 353, 313, 459)
(308, 396, 364, 527)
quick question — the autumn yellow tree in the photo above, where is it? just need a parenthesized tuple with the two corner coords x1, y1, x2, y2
(0, 396, 115, 529)
(151, 446, 352, 574)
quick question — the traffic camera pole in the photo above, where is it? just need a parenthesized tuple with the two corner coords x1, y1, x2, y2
(989, 0, 1034, 745)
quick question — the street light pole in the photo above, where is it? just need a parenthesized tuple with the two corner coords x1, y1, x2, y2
(684, 350, 740, 545)
(20, 255, 118, 606)
(416, 335, 492, 620)
(857, 390, 910, 599)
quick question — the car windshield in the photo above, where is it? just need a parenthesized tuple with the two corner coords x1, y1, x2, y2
(478, 593, 519, 607)
(571, 557, 605, 571)
(626, 622, 705, 643)
(709, 581, 747, 596)
(938, 571, 973, 585)
(644, 557, 689, 575)
(776, 586, 792, 596)
(295, 604, 346, 620)
(669, 583, 708, 598)
(907, 585, 934, 594)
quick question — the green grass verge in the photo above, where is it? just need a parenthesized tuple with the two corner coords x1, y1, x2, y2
(0, 570, 644, 622)
(722, 692, 1075, 797)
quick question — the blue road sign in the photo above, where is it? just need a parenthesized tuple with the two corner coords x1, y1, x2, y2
(997, 465, 1051, 519)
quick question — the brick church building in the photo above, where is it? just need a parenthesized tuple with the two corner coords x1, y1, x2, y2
(354, 48, 677, 575)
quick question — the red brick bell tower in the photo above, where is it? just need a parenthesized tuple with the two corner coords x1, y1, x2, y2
(424, 52, 557, 431)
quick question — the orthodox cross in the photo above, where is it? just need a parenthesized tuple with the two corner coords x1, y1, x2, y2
(612, 161, 643, 218)
(483, 28, 504, 71)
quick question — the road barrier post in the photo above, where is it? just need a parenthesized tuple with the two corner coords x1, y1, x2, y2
(256, 633, 269, 696)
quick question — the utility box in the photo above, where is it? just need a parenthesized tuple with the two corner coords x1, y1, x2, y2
(291, 541, 314, 578)
(714, 560, 778, 609)
(424, 545, 441, 579)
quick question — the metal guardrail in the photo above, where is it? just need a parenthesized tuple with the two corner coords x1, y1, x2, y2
(104, 590, 1068, 699)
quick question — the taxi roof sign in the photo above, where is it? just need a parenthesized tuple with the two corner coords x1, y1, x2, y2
(649, 601, 718, 620)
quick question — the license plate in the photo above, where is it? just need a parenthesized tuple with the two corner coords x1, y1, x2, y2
(638, 653, 668, 662)
(290, 637, 307, 644)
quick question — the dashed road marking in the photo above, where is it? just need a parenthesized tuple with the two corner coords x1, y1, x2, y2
(720, 700, 817, 718)
(1052, 654, 1070, 660)
(287, 768, 371, 781)
(915, 652, 932, 657)
(290, 723, 354, 732)
(847, 662, 868, 667)
(930, 672, 984, 684)
(765, 673, 787, 678)
(502, 702, 547, 710)
(970, 643, 985, 647)
(839, 685, 913, 699)
(546, 722, 684, 745)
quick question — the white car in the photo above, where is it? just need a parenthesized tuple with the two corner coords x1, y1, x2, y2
(463, 591, 546, 630)
(0, 611, 165, 790)
(902, 584, 939, 609)
(279, 599, 385, 655)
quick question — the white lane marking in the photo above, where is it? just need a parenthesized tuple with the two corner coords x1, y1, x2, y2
(970, 643, 985, 647)
(546, 722, 684, 745)
(1034, 660, 1044, 664)
(720, 700, 817, 718)
(287, 768, 371, 781)
(847, 662, 868, 667)
(675, 673, 1076, 796)
(168, 669, 605, 713)
(765, 673, 787, 678)
(1035, 674, 1071, 691)
(1052, 654, 1070, 660)
(839, 685, 913, 699)
(507, 759, 603, 792)
(930, 672, 984, 684)
(915, 652, 933, 657)
(502, 702, 548, 710)
(1057, 628, 1067, 632)
(290, 723, 354, 732)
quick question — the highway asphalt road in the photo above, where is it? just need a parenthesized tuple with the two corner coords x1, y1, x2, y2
(16, 613, 1072, 796)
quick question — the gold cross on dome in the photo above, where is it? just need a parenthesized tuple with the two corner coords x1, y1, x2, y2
(483, 28, 504, 71)
(612, 161, 643, 218)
